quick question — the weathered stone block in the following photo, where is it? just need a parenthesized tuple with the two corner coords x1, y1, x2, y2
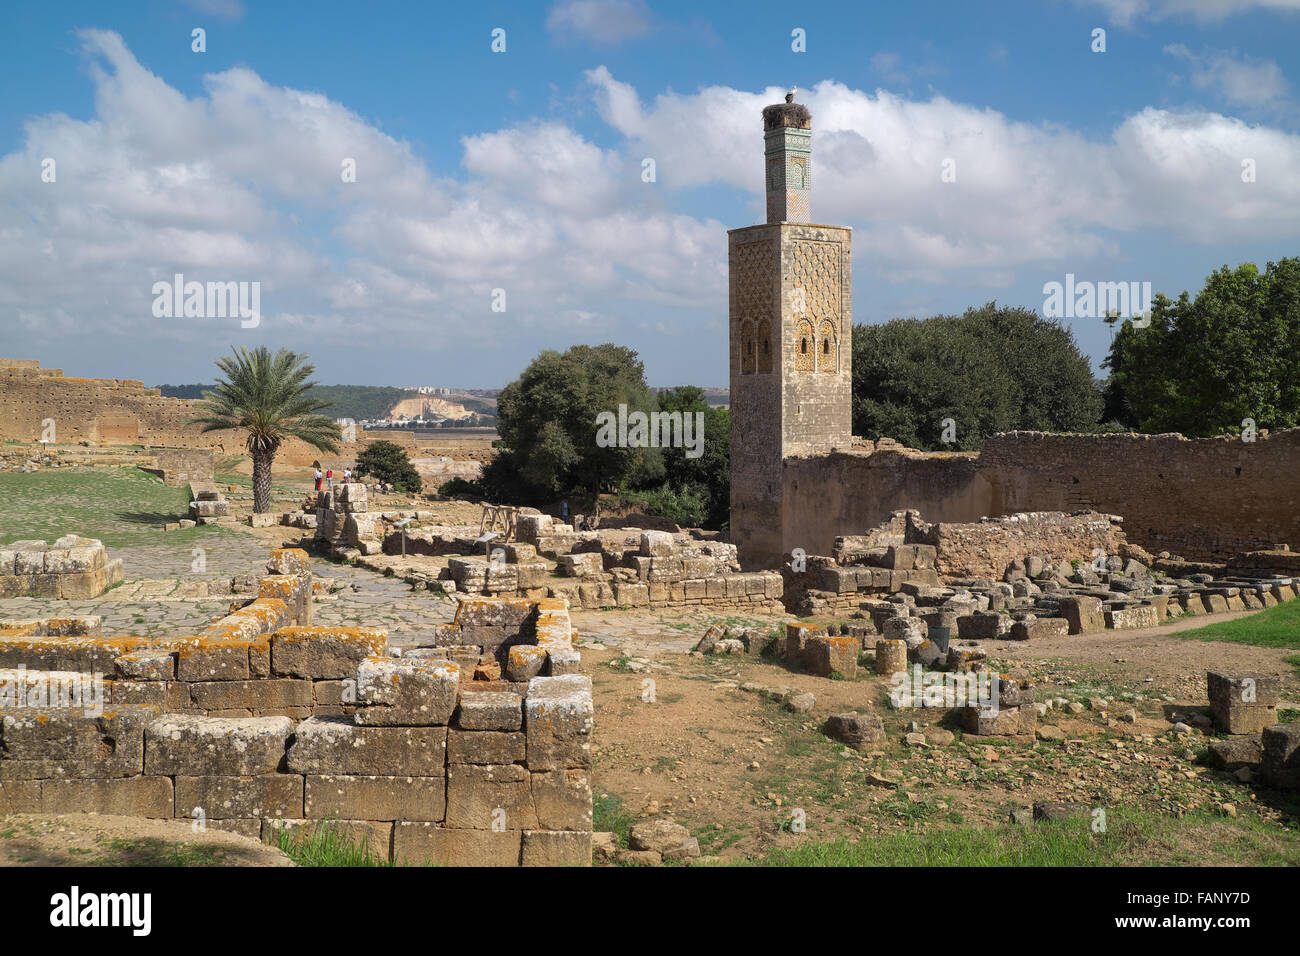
(448, 729, 525, 765)
(271, 627, 386, 679)
(303, 774, 445, 821)
(146, 714, 290, 775)
(43, 776, 173, 817)
(174, 639, 252, 681)
(823, 712, 885, 751)
(1104, 604, 1159, 630)
(353, 657, 459, 726)
(1057, 595, 1105, 634)
(113, 649, 176, 681)
(0, 779, 41, 813)
(1009, 618, 1069, 641)
(445, 762, 536, 830)
(530, 768, 592, 831)
(0, 707, 148, 778)
(956, 613, 1005, 641)
(960, 704, 1032, 736)
(1263, 723, 1300, 788)
(505, 645, 548, 682)
(524, 675, 593, 771)
(557, 552, 604, 578)
(392, 823, 521, 866)
(521, 829, 590, 867)
(805, 635, 858, 678)
(547, 647, 582, 676)
(1206, 735, 1263, 771)
(188, 679, 313, 713)
(455, 691, 523, 731)
(287, 717, 447, 775)
(175, 774, 303, 819)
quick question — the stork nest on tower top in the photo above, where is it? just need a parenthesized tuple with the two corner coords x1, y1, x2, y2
(762, 101, 811, 131)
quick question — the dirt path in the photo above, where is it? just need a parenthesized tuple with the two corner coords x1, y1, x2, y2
(0, 814, 291, 866)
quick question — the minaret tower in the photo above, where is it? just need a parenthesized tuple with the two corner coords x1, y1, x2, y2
(728, 90, 853, 568)
(765, 89, 812, 224)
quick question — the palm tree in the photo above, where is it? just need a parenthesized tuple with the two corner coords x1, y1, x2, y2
(188, 347, 341, 513)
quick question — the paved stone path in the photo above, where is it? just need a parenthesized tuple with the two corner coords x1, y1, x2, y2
(0, 531, 458, 640)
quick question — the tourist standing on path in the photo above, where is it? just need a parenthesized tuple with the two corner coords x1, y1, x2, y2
(314, 467, 322, 491)
(326, 468, 334, 493)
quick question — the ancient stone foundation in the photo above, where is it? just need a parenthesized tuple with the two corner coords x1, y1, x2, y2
(0, 548, 593, 866)
(0, 534, 123, 599)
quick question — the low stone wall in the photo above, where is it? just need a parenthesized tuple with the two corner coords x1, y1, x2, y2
(0, 548, 593, 866)
(0, 534, 123, 599)
(147, 447, 214, 485)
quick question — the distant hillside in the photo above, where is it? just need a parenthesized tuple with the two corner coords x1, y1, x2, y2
(158, 383, 412, 421)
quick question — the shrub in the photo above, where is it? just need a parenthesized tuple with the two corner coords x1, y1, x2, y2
(355, 440, 422, 493)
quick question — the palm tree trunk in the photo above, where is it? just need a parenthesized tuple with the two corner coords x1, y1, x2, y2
(252, 449, 274, 513)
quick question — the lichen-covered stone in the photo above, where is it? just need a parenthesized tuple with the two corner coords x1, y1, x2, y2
(353, 656, 459, 726)
(287, 716, 447, 775)
(524, 675, 593, 770)
(146, 714, 290, 775)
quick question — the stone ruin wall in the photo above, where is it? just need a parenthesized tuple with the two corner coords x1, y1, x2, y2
(977, 430, 1300, 560)
(0, 359, 421, 467)
(780, 427, 1300, 565)
(0, 547, 594, 866)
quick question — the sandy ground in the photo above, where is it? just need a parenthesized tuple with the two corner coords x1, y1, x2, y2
(0, 814, 290, 866)
(571, 605, 1300, 861)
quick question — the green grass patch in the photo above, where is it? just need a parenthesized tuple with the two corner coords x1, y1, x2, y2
(593, 792, 637, 849)
(276, 822, 392, 867)
(1174, 599, 1300, 650)
(750, 808, 1300, 866)
(0, 467, 234, 548)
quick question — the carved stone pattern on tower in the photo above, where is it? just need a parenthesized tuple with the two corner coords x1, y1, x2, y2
(790, 239, 842, 330)
(731, 237, 777, 318)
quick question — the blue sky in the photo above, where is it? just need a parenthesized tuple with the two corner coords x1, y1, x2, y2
(1, 0, 1297, 387)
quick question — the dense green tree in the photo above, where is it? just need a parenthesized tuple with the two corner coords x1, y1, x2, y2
(851, 303, 1104, 450)
(355, 440, 423, 493)
(187, 347, 341, 512)
(1103, 259, 1300, 435)
(492, 344, 664, 499)
(650, 386, 730, 528)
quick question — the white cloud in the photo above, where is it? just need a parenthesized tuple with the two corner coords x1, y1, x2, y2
(0, 31, 723, 369)
(1164, 44, 1290, 108)
(546, 0, 654, 44)
(3, 32, 1299, 383)
(585, 68, 1300, 280)
(1079, 0, 1300, 25)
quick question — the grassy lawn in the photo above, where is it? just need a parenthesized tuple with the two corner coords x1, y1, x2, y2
(1173, 599, 1300, 650)
(0, 467, 230, 549)
(751, 808, 1300, 866)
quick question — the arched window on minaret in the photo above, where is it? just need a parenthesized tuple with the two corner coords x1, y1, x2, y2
(817, 320, 838, 373)
(789, 158, 806, 189)
(794, 318, 815, 372)
(757, 318, 773, 373)
(741, 320, 756, 374)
